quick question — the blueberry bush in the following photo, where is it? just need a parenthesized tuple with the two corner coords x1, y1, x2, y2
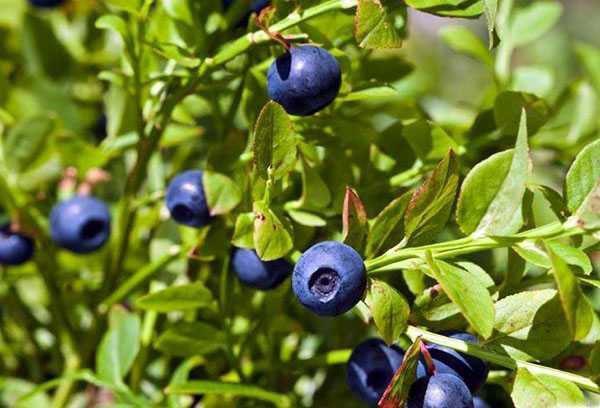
(0, 0, 599, 407)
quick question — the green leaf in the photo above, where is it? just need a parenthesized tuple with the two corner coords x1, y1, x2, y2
(252, 101, 297, 180)
(22, 12, 73, 80)
(203, 171, 242, 216)
(427, 1, 484, 18)
(404, 151, 460, 244)
(565, 139, 600, 213)
(576, 43, 600, 94)
(0, 378, 51, 408)
(513, 240, 551, 268)
(96, 307, 141, 385)
(402, 120, 460, 162)
(379, 337, 423, 407)
(167, 357, 205, 408)
(95, 15, 129, 39)
(566, 81, 598, 144)
(163, 0, 194, 25)
(456, 261, 495, 288)
(366, 280, 410, 344)
(511, 368, 585, 408)
(135, 282, 214, 312)
(439, 25, 491, 65)
(342, 187, 368, 253)
(104, 0, 141, 14)
(545, 241, 592, 275)
(291, 156, 331, 210)
(3, 115, 54, 173)
(494, 92, 548, 136)
(428, 257, 494, 338)
(489, 289, 571, 361)
(405, 0, 471, 8)
(286, 209, 327, 227)
(546, 243, 594, 341)
(510, 66, 554, 98)
(573, 181, 600, 232)
(365, 190, 412, 258)
(253, 201, 293, 261)
(456, 110, 530, 237)
(340, 86, 402, 102)
(509, 2, 562, 47)
(166, 381, 291, 408)
(483, 0, 498, 47)
(354, 0, 406, 49)
(513, 240, 592, 275)
(232, 212, 255, 248)
(155, 322, 225, 357)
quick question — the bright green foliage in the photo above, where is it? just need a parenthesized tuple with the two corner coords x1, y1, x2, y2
(0, 0, 599, 407)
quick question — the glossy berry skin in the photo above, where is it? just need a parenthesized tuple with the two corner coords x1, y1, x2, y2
(28, 0, 64, 8)
(473, 397, 491, 408)
(165, 170, 212, 228)
(267, 45, 341, 116)
(231, 248, 292, 290)
(292, 241, 366, 316)
(408, 373, 474, 408)
(347, 338, 426, 406)
(427, 332, 489, 392)
(0, 226, 34, 266)
(50, 196, 111, 254)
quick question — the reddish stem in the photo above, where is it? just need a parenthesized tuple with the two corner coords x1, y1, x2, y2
(419, 342, 436, 376)
(256, 6, 292, 51)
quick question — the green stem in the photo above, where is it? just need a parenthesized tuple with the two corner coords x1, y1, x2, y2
(130, 282, 160, 391)
(389, 161, 431, 187)
(4, 287, 43, 381)
(219, 257, 246, 381)
(199, 0, 357, 74)
(366, 221, 577, 273)
(406, 326, 600, 394)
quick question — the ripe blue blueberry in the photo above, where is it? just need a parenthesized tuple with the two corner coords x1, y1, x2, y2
(0, 226, 34, 266)
(292, 241, 366, 316)
(427, 332, 489, 392)
(93, 114, 107, 143)
(28, 0, 64, 8)
(165, 170, 212, 228)
(408, 373, 473, 408)
(267, 45, 341, 116)
(50, 196, 111, 254)
(473, 397, 491, 408)
(347, 338, 426, 406)
(231, 248, 292, 290)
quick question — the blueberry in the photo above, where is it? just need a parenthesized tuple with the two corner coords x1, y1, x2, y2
(92, 114, 107, 143)
(427, 332, 489, 392)
(347, 338, 426, 406)
(28, 0, 64, 8)
(249, 0, 269, 14)
(50, 196, 111, 254)
(408, 373, 474, 408)
(473, 396, 491, 408)
(231, 248, 292, 290)
(292, 241, 366, 316)
(0, 226, 34, 265)
(165, 170, 212, 228)
(267, 45, 341, 116)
